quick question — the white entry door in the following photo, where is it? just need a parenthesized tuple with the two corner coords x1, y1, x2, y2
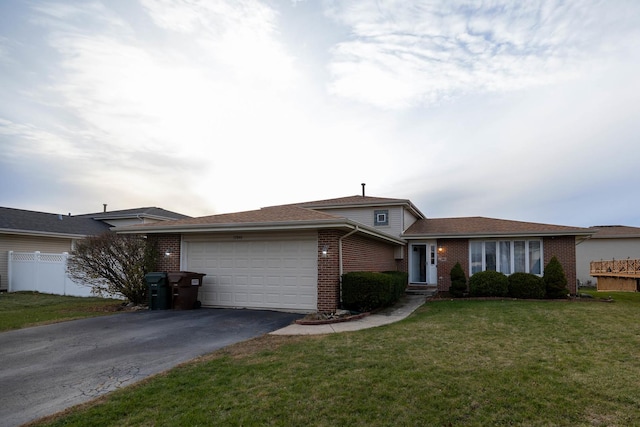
(184, 235, 318, 311)
(410, 242, 437, 285)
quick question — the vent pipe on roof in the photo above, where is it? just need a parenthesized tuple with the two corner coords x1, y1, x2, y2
(361, 183, 366, 197)
(103, 203, 107, 213)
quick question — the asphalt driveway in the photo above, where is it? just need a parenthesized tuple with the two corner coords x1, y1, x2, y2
(0, 308, 301, 427)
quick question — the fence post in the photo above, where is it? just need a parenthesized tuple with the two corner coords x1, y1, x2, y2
(8, 251, 13, 292)
(35, 251, 41, 293)
(62, 252, 69, 295)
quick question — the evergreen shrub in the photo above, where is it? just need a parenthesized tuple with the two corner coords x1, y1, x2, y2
(449, 262, 467, 297)
(468, 270, 509, 297)
(342, 271, 408, 312)
(507, 272, 545, 299)
(544, 256, 569, 299)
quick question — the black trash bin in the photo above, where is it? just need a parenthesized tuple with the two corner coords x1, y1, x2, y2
(145, 272, 171, 310)
(167, 271, 206, 310)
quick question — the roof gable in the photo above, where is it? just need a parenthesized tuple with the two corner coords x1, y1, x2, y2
(294, 195, 426, 219)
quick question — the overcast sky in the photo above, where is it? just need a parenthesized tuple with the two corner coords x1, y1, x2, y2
(1, 0, 639, 227)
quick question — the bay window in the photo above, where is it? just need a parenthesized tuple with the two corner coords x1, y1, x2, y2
(469, 240, 543, 276)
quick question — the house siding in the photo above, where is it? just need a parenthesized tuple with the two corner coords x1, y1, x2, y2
(575, 238, 640, 286)
(0, 234, 74, 291)
(316, 206, 406, 238)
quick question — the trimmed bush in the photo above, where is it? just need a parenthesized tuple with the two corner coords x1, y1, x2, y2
(468, 270, 508, 297)
(342, 271, 408, 312)
(508, 272, 545, 299)
(382, 271, 409, 301)
(544, 256, 569, 299)
(449, 262, 467, 298)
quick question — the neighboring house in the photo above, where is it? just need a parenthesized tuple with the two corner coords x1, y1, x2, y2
(0, 206, 190, 291)
(575, 225, 640, 287)
(116, 195, 593, 313)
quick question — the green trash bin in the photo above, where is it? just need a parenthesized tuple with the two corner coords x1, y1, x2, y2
(146, 272, 170, 310)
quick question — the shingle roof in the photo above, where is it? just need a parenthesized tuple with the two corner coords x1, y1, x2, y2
(126, 205, 342, 227)
(404, 216, 593, 238)
(294, 195, 412, 208)
(76, 207, 190, 220)
(0, 207, 110, 236)
(588, 225, 640, 239)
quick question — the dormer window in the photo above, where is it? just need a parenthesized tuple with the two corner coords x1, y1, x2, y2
(374, 210, 389, 226)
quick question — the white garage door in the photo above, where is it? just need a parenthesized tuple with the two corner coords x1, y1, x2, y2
(185, 236, 318, 311)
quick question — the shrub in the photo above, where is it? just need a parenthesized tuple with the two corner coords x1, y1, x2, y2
(508, 272, 545, 299)
(468, 270, 508, 297)
(342, 271, 408, 312)
(382, 271, 409, 300)
(449, 262, 467, 297)
(67, 232, 159, 304)
(544, 256, 569, 299)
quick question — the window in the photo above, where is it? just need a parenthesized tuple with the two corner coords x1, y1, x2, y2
(374, 210, 389, 226)
(469, 240, 543, 276)
(499, 241, 511, 274)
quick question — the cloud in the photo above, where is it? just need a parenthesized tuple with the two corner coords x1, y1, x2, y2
(324, 0, 640, 109)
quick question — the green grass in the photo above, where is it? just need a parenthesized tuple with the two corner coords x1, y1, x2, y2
(0, 291, 124, 331)
(31, 293, 640, 426)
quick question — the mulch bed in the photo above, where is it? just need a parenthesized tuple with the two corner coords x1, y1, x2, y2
(295, 311, 371, 325)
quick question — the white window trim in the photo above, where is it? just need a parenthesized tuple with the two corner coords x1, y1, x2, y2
(469, 239, 543, 276)
(374, 210, 389, 226)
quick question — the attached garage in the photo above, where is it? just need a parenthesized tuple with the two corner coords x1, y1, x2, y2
(183, 233, 318, 311)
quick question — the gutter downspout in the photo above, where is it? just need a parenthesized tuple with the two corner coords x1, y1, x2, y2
(338, 226, 359, 307)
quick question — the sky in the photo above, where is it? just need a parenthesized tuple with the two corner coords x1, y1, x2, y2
(1, 0, 639, 227)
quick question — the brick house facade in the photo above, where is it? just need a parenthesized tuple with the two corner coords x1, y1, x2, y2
(121, 196, 592, 312)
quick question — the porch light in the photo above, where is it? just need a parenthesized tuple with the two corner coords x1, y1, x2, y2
(321, 245, 329, 257)
(438, 246, 444, 253)
(165, 251, 172, 257)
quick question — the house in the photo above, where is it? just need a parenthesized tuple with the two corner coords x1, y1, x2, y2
(0, 206, 190, 291)
(116, 195, 593, 312)
(575, 225, 640, 288)
(404, 216, 592, 294)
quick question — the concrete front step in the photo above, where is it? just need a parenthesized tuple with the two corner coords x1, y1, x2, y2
(405, 286, 437, 297)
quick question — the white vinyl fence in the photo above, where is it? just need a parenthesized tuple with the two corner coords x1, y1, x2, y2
(8, 251, 94, 297)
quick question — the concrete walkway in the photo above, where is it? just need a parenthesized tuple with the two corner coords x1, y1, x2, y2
(270, 294, 427, 335)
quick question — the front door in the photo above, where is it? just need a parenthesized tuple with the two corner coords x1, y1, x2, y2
(410, 242, 437, 285)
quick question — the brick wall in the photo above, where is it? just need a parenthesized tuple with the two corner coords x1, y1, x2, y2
(435, 239, 469, 292)
(543, 236, 577, 294)
(317, 230, 341, 312)
(433, 236, 578, 294)
(147, 234, 181, 272)
(317, 229, 403, 312)
(342, 234, 400, 273)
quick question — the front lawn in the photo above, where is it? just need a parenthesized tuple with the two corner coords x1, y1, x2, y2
(32, 293, 640, 426)
(0, 292, 125, 331)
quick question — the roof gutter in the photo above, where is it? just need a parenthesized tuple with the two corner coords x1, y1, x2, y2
(0, 228, 90, 239)
(115, 219, 406, 245)
(403, 231, 595, 239)
(338, 225, 360, 309)
(339, 226, 360, 278)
